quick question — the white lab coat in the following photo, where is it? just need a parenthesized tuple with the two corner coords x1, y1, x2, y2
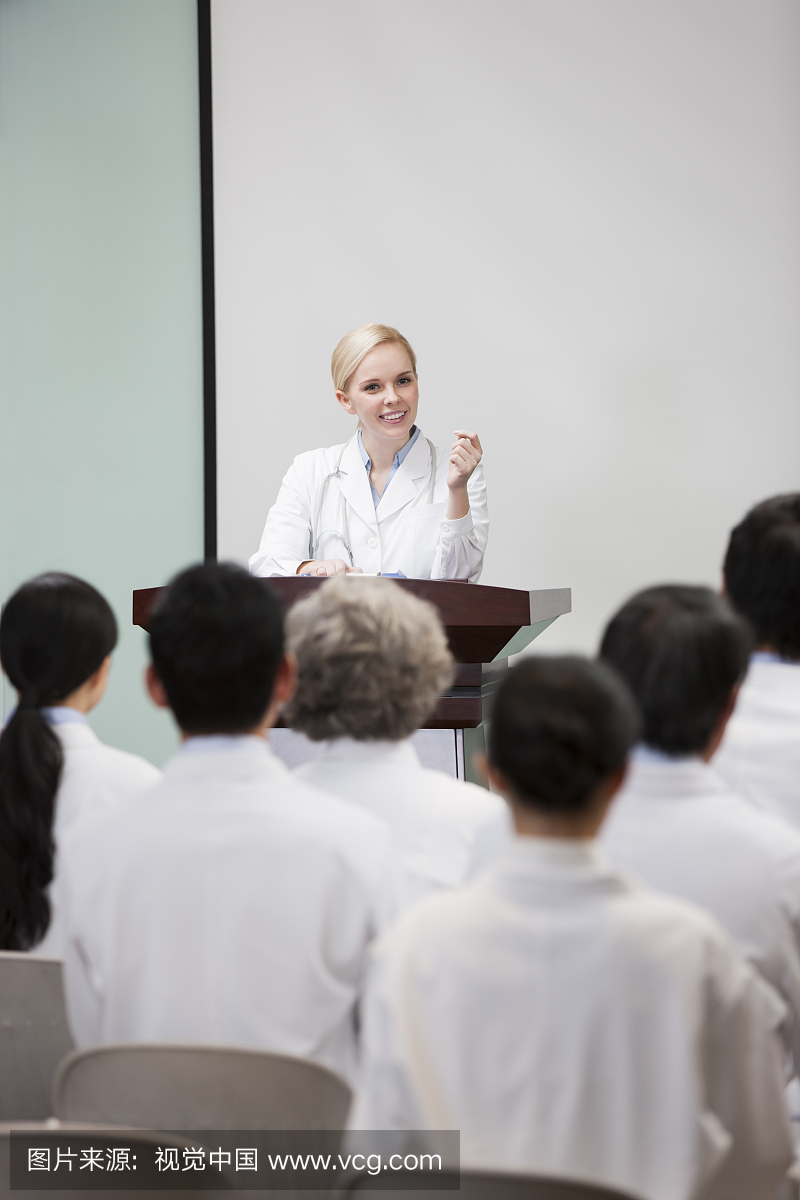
(249, 432, 488, 581)
(294, 739, 513, 906)
(714, 656, 800, 829)
(36, 719, 161, 958)
(58, 736, 402, 1084)
(350, 838, 792, 1200)
(601, 749, 800, 1072)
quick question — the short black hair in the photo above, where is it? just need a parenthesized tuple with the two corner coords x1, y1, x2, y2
(600, 585, 752, 757)
(488, 656, 639, 814)
(149, 562, 285, 734)
(723, 494, 800, 661)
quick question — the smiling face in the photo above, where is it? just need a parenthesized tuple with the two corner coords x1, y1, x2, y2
(335, 341, 419, 450)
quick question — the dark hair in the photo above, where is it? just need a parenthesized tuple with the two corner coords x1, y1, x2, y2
(488, 656, 640, 814)
(600, 585, 752, 757)
(148, 562, 285, 734)
(723, 494, 800, 661)
(0, 573, 118, 950)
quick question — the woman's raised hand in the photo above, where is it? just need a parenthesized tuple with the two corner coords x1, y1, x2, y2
(296, 560, 363, 577)
(445, 431, 482, 520)
(447, 431, 482, 490)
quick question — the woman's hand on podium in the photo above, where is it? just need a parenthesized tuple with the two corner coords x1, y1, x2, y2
(296, 560, 363, 577)
(446, 430, 482, 520)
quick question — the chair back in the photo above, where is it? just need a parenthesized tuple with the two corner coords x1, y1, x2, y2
(0, 952, 75, 1120)
(342, 1168, 638, 1199)
(0, 1123, 234, 1200)
(53, 1043, 351, 1129)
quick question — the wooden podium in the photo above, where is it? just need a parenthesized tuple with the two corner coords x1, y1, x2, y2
(132, 579, 571, 784)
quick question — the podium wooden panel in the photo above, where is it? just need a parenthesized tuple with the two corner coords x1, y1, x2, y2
(132, 579, 571, 734)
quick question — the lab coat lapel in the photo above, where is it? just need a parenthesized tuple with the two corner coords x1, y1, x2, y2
(375, 434, 433, 521)
(335, 436, 379, 531)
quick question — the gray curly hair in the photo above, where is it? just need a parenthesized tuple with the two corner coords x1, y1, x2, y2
(284, 577, 454, 741)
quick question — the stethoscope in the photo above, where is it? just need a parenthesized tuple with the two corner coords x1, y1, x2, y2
(310, 434, 438, 565)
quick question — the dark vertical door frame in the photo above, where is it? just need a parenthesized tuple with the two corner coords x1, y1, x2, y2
(197, 0, 217, 560)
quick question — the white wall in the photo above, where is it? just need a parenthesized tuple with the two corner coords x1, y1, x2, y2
(0, 0, 204, 763)
(212, 0, 800, 652)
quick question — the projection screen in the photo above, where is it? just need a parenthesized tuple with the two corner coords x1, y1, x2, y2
(210, 0, 800, 651)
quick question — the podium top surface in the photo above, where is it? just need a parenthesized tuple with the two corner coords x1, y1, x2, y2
(132, 579, 571, 663)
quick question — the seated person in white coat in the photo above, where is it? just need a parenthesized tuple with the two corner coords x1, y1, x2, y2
(714, 494, 800, 827)
(599, 585, 800, 1076)
(351, 657, 792, 1200)
(284, 576, 511, 905)
(249, 323, 488, 581)
(0, 573, 160, 954)
(58, 563, 400, 1084)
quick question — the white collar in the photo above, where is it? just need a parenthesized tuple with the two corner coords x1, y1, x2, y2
(744, 654, 800, 690)
(396, 427, 434, 482)
(336, 436, 381, 530)
(50, 720, 101, 748)
(488, 836, 624, 902)
(501, 836, 607, 871)
(336, 432, 434, 528)
(625, 746, 730, 800)
(164, 734, 287, 782)
(307, 737, 419, 768)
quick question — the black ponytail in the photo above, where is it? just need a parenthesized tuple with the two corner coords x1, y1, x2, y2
(0, 574, 117, 949)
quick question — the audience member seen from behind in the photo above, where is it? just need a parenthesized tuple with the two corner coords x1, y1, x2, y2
(284, 576, 511, 905)
(351, 657, 792, 1200)
(714, 494, 800, 825)
(0, 573, 160, 954)
(599, 584, 800, 1077)
(58, 563, 400, 1082)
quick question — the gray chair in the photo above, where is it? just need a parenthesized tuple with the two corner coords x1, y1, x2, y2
(53, 1043, 352, 1129)
(340, 1169, 638, 1199)
(0, 952, 75, 1120)
(0, 1123, 234, 1199)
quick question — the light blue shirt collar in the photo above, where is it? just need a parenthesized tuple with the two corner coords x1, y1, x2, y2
(179, 734, 267, 754)
(357, 425, 421, 508)
(633, 743, 697, 766)
(43, 705, 89, 726)
(4, 704, 89, 728)
(16, 705, 88, 726)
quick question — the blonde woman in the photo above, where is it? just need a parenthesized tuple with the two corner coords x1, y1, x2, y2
(249, 324, 488, 580)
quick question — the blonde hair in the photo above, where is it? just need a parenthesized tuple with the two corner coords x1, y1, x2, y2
(284, 576, 454, 742)
(331, 324, 417, 394)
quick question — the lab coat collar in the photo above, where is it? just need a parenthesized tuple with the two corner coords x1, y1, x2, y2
(401, 427, 435, 481)
(487, 836, 625, 903)
(744, 654, 800, 697)
(626, 746, 731, 801)
(51, 721, 102, 750)
(336, 436, 379, 531)
(309, 737, 420, 769)
(164, 734, 288, 783)
(373, 431, 434, 521)
(501, 836, 608, 872)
